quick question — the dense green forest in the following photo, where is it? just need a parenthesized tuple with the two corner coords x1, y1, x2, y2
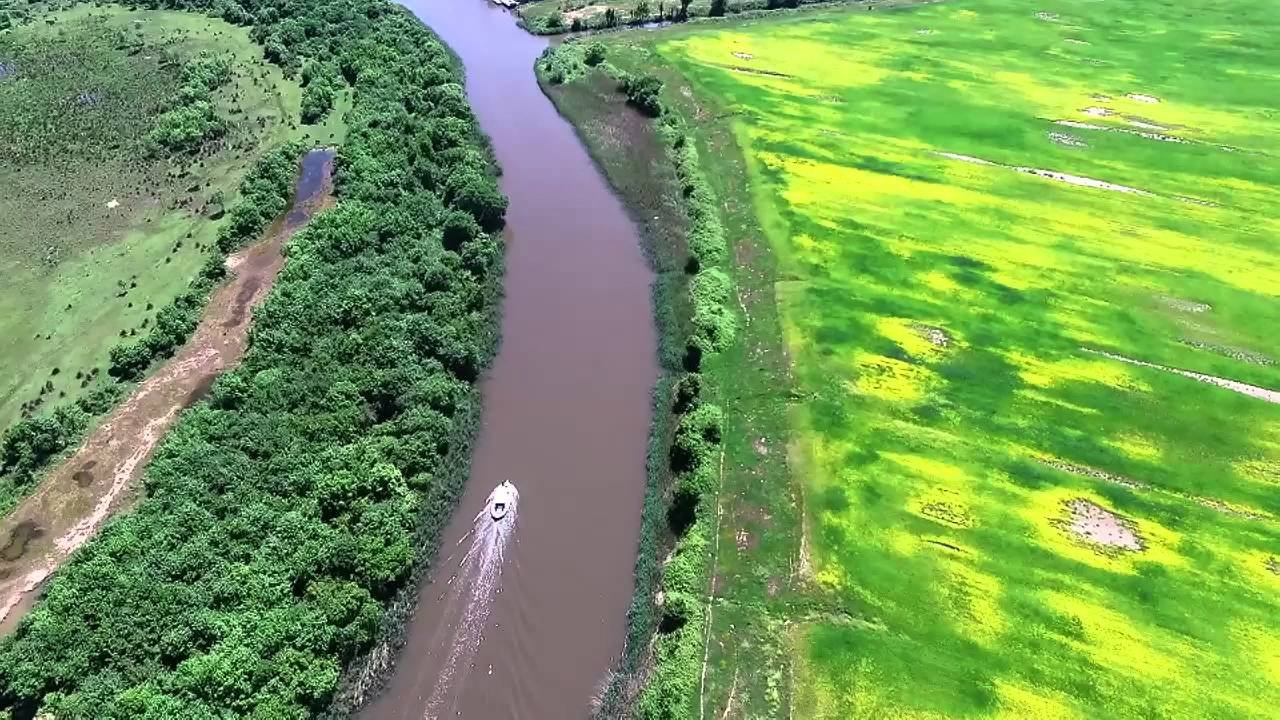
(0, 0, 505, 717)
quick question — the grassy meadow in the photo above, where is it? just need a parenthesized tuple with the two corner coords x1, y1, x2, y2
(0, 6, 341, 432)
(616, 0, 1280, 716)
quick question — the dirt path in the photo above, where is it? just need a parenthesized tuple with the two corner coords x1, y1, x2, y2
(0, 148, 335, 634)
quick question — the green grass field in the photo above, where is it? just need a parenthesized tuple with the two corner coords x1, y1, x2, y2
(0, 6, 342, 432)
(618, 0, 1280, 716)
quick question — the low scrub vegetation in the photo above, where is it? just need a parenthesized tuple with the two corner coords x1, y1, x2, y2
(148, 53, 234, 153)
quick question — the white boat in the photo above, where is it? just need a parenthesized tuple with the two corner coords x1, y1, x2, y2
(490, 480, 516, 521)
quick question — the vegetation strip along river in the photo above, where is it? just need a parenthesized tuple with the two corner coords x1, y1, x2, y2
(357, 1, 659, 718)
(0, 148, 336, 636)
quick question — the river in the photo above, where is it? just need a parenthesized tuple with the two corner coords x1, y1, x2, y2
(356, 2, 659, 719)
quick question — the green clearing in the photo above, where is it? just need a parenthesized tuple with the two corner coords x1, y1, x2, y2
(0, 5, 341, 433)
(564, 0, 1280, 716)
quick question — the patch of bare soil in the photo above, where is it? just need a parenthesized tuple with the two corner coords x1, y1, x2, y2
(1054, 119, 1187, 144)
(1125, 116, 1172, 131)
(731, 51, 754, 60)
(1126, 93, 1160, 104)
(1159, 295, 1212, 313)
(1267, 557, 1280, 577)
(920, 501, 973, 528)
(1049, 131, 1088, 148)
(911, 322, 951, 347)
(1061, 499, 1144, 551)
(564, 4, 605, 21)
(937, 151, 1155, 195)
(721, 64, 792, 79)
(0, 151, 335, 634)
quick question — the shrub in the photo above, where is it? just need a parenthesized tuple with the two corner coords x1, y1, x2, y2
(301, 75, 338, 123)
(673, 372, 701, 412)
(446, 169, 509, 232)
(671, 402, 723, 471)
(690, 269, 737, 353)
(149, 101, 226, 152)
(584, 42, 607, 66)
(619, 72, 663, 117)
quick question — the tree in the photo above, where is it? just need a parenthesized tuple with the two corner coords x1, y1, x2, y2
(446, 170, 508, 232)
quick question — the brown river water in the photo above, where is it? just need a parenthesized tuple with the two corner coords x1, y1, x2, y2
(0, 148, 335, 635)
(358, 2, 658, 719)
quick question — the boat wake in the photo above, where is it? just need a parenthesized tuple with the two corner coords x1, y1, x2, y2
(422, 481, 519, 719)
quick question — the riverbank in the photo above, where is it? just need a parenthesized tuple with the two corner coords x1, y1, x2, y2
(515, 0, 913, 35)
(537, 36, 797, 717)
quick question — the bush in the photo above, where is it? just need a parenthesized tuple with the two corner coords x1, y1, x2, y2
(690, 268, 737, 353)
(636, 515, 711, 720)
(0, 385, 124, 517)
(301, 76, 338, 123)
(537, 44, 587, 85)
(301, 62, 344, 124)
(673, 372, 701, 412)
(671, 402, 723, 472)
(619, 71, 663, 117)
(148, 100, 226, 152)
(584, 42, 607, 66)
(446, 170, 508, 232)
